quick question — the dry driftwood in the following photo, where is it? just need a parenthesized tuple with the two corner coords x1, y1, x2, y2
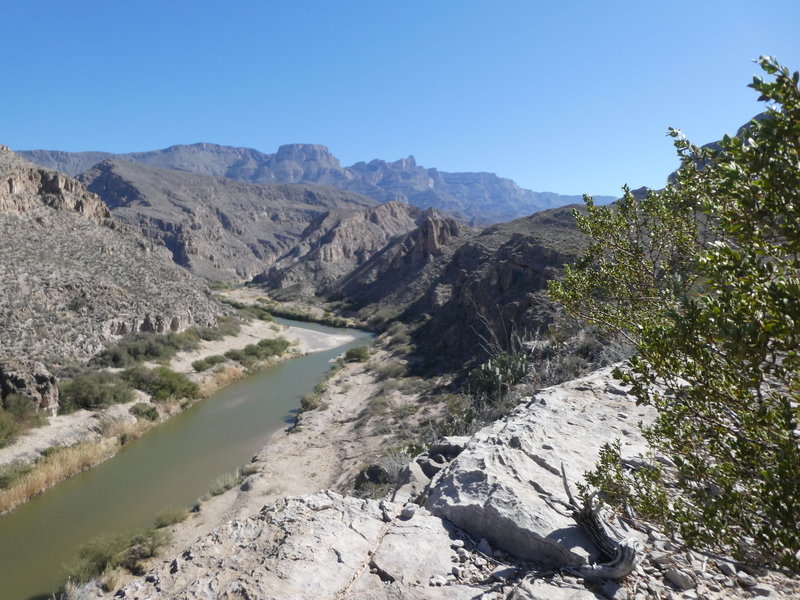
(560, 464, 643, 580)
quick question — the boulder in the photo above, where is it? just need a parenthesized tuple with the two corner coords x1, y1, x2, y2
(426, 367, 654, 567)
(0, 360, 59, 416)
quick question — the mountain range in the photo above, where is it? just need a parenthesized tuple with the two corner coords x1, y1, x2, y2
(19, 143, 615, 225)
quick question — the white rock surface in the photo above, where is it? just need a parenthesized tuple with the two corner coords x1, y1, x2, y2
(425, 366, 654, 566)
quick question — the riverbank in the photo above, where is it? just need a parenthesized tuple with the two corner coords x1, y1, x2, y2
(0, 318, 357, 515)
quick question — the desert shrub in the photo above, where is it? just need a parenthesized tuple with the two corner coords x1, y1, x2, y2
(129, 402, 159, 422)
(121, 366, 198, 402)
(299, 392, 322, 413)
(92, 331, 200, 367)
(63, 528, 168, 584)
(223, 338, 290, 369)
(0, 412, 20, 448)
(58, 372, 135, 412)
(195, 316, 241, 341)
(192, 354, 226, 372)
(2, 393, 47, 428)
(369, 361, 408, 381)
(209, 469, 241, 496)
(344, 346, 370, 362)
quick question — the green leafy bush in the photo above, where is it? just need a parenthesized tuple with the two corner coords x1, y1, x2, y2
(2, 393, 47, 428)
(0, 411, 20, 448)
(549, 58, 800, 570)
(58, 372, 135, 412)
(344, 346, 370, 362)
(121, 366, 198, 402)
(154, 506, 189, 528)
(91, 331, 200, 367)
(63, 529, 168, 584)
(192, 354, 226, 372)
(129, 402, 159, 422)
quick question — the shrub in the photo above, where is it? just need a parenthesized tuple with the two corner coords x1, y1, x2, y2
(129, 402, 159, 422)
(549, 58, 800, 570)
(91, 331, 200, 367)
(62, 529, 168, 584)
(192, 354, 226, 372)
(0, 461, 31, 490)
(0, 412, 20, 448)
(121, 366, 199, 402)
(58, 372, 135, 412)
(344, 346, 370, 362)
(195, 316, 241, 341)
(2, 393, 47, 429)
(209, 469, 241, 496)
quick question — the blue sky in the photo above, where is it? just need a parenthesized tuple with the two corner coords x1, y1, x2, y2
(4, 1, 799, 196)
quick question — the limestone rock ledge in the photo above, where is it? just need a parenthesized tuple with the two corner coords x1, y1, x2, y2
(425, 366, 654, 567)
(103, 491, 513, 600)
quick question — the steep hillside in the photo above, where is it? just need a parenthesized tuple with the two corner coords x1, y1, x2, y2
(0, 146, 225, 365)
(254, 202, 425, 299)
(326, 205, 587, 368)
(78, 160, 378, 281)
(20, 143, 614, 224)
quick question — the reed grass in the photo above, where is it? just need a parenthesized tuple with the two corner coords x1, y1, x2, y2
(0, 440, 117, 514)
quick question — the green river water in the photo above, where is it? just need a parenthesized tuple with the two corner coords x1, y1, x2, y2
(0, 320, 371, 600)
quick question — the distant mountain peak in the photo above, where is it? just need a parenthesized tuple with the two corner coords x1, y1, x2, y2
(275, 144, 340, 167)
(19, 143, 616, 224)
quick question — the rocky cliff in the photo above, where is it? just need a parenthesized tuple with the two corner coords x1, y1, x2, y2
(329, 210, 466, 308)
(78, 159, 378, 281)
(0, 146, 226, 365)
(254, 202, 425, 299)
(20, 143, 615, 225)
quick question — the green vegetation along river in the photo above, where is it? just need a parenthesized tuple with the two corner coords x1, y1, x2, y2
(0, 319, 372, 600)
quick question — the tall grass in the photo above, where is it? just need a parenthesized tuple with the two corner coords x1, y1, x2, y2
(0, 440, 117, 514)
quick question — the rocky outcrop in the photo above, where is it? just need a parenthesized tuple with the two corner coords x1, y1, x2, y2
(330, 211, 465, 307)
(425, 367, 653, 567)
(0, 360, 59, 416)
(20, 143, 616, 225)
(101, 491, 605, 600)
(0, 145, 110, 224)
(255, 202, 425, 298)
(78, 159, 378, 281)
(0, 147, 227, 365)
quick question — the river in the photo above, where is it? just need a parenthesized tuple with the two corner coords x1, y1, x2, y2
(0, 319, 371, 600)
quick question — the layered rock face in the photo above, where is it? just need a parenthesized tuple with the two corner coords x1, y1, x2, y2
(78, 159, 378, 281)
(0, 147, 226, 365)
(255, 201, 425, 299)
(21, 143, 615, 225)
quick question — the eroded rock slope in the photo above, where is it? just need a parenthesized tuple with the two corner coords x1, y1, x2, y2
(0, 146, 225, 365)
(78, 159, 378, 281)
